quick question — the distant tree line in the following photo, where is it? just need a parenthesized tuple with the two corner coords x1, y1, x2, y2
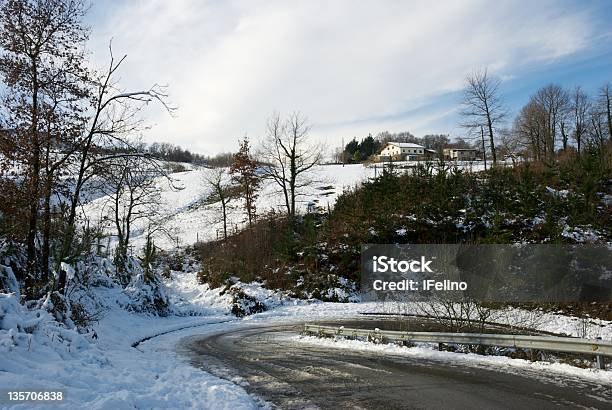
(141, 142, 235, 168)
(203, 152, 235, 168)
(508, 83, 611, 162)
(147, 142, 207, 164)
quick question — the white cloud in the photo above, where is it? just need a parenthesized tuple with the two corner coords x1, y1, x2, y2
(88, 0, 600, 154)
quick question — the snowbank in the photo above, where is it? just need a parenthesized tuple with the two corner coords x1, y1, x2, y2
(292, 335, 612, 385)
(0, 290, 257, 409)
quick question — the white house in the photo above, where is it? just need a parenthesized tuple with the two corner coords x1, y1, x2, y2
(378, 142, 426, 161)
(443, 148, 480, 161)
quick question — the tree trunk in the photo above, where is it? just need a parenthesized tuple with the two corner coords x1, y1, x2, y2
(26, 65, 41, 291)
(245, 184, 253, 226)
(41, 173, 53, 283)
(57, 144, 94, 292)
(487, 119, 496, 165)
(289, 149, 297, 217)
(480, 126, 487, 171)
(282, 182, 290, 216)
(606, 89, 612, 140)
(484, 102, 497, 165)
(560, 122, 568, 151)
(221, 198, 228, 240)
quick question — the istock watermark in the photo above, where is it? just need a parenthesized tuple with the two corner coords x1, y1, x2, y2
(372, 279, 467, 292)
(371, 255, 467, 292)
(361, 244, 612, 303)
(372, 255, 433, 273)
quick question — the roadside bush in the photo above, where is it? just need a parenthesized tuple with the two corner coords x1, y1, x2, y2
(222, 286, 266, 317)
(123, 272, 169, 316)
(196, 214, 297, 288)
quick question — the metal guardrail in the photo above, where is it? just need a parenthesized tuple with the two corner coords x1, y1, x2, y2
(303, 324, 611, 369)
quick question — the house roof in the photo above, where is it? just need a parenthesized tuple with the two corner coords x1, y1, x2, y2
(387, 142, 426, 149)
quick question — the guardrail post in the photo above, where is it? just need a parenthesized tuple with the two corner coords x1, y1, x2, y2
(596, 355, 606, 370)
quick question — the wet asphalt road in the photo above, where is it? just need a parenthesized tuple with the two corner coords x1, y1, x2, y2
(177, 319, 611, 409)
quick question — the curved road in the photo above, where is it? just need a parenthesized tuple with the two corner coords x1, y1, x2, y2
(177, 320, 611, 409)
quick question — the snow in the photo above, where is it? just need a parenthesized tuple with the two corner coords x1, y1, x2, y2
(0, 283, 258, 409)
(291, 335, 612, 385)
(0, 276, 370, 409)
(164, 270, 234, 317)
(81, 163, 375, 251)
(2, 271, 611, 408)
(546, 186, 570, 199)
(396, 228, 407, 236)
(561, 225, 603, 243)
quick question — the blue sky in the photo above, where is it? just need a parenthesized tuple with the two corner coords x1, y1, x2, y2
(86, 0, 612, 154)
(420, 46, 612, 138)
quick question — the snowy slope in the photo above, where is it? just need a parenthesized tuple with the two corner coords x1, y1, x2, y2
(81, 160, 493, 252)
(82, 163, 376, 251)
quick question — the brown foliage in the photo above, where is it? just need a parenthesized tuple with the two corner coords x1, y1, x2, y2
(196, 214, 293, 289)
(230, 136, 261, 226)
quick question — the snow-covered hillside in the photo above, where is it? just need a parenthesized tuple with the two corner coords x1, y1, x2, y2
(83, 163, 376, 251)
(82, 161, 493, 252)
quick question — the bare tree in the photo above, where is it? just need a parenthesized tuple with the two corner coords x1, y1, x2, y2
(259, 112, 323, 218)
(513, 99, 548, 161)
(460, 68, 507, 165)
(597, 82, 611, 141)
(203, 167, 235, 241)
(571, 86, 590, 155)
(589, 104, 607, 149)
(532, 84, 570, 160)
(480, 126, 487, 169)
(499, 128, 522, 165)
(99, 156, 165, 282)
(56, 44, 173, 290)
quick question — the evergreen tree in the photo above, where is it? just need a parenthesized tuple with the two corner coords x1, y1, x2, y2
(344, 138, 360, 162)
(359, 134, 377, 159)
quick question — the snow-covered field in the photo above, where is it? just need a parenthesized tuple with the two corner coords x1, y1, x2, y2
(81, 163, 374, 251)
